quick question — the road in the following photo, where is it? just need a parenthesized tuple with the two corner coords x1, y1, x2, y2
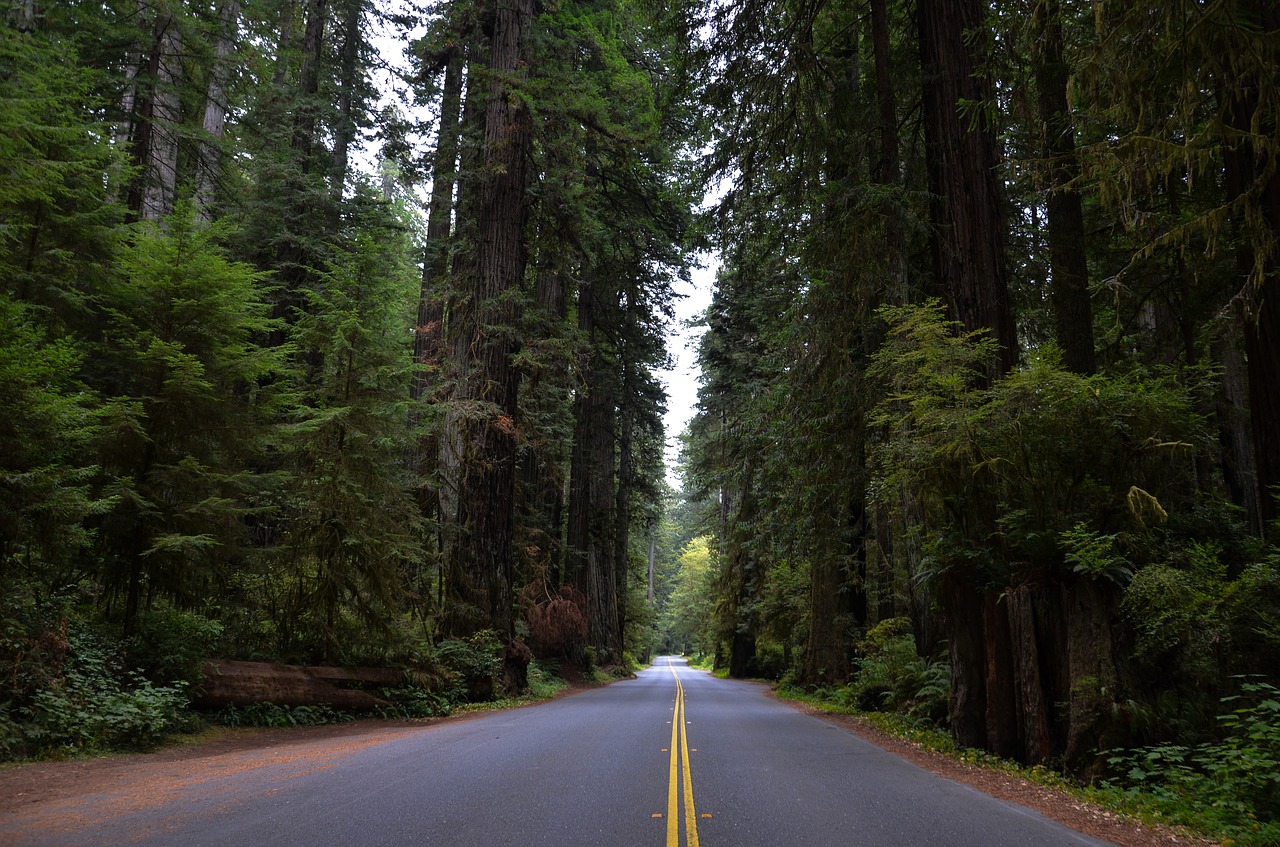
(3, 657, 1112, 847)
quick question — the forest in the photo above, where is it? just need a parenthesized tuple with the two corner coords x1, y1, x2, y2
(2, 0, 1278, 838)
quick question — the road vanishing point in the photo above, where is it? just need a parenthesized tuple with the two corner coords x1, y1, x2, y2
(4, 656, 1112, 846)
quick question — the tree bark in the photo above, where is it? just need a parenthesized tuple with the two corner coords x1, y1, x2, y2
(141, 9, 182, 221)
(416, 52, 465, 400)
(1006, 583, 1054, 763)
(918, 0, 1020, 753)
(452, 0, 535, 686)
(1032, 0, 1095, 375)
(1062, 577, 1119, 773)
(917, 0, 1017, 373)
(127, 5, 183, 222)
(291, 0, 327, 159)
(329, 0, 362, 203)
(195, 0, 241, 222)
(1213, 320, 1261, 532)
(1223, 2, 1280, 532)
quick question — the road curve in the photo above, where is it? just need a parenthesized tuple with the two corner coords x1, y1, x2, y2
(4, 656, 1113, 847)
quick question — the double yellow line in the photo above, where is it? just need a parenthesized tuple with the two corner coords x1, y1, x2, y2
(665, 658, 699, 847)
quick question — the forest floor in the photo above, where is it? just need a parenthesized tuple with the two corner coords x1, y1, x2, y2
(0, 676, 1217, 847)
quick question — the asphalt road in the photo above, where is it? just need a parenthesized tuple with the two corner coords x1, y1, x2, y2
(11, 657, 1113, 847)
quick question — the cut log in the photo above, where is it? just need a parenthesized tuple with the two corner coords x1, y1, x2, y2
(194, 660, 393, 710)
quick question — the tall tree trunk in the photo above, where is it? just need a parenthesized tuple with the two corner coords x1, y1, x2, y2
(918, 0, 1017, 373)
(127, 6, 183, 221)
(1032, 0, 1095, 375)
(141, 9, 182, 221)
(1006, 584, 1055, 763)
(918, 0, 1020, 754)
(518, 261, 569, 584)
(439, 67, 486, 634)
(292, 0, 327, 159)
(1223, 1, 1280, 532)
(329, 0, 362, 203)
(1213, 320, 1261, 532)
(415, 52, 465, 400)
(565, 278, 595, 592)
(453, 0, 535, 689)
(196, 0, 241, 222)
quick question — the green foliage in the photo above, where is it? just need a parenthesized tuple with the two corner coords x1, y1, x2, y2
(1102, 682, 1280, 846)
(126, 606, 225, 688)
(216, 702, 353, 729)
(273, 196, 425, 661)
(0, 296, 104, 573)
(661, 536, 718, 658)
(869, 302, 1208, 588)
(3, 624, 189, 758)
(843, 618, 949, 722)
(0, 24, 124, 317)
(93, 204, 286, 625)
(1061, 523, 1133, 585)
(436, 631, 504, 703)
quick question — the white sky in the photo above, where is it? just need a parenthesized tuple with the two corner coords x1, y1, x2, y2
(659, 256, 716, 488)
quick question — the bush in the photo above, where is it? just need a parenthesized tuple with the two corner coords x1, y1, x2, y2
(127, 606, 224, 688)
(435, 631, 503, 703)
(9, 624, 189, 757)
(1103, 680, 1280, 846)
(850, 618, 949, 722)
(217, 702, 352, 728)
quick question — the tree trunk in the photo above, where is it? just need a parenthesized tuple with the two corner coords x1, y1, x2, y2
(127, 5, 183, 222)
(944, 575, 986, 749)
(1213, 320, 1261, 532)
(918, 0, 1020, 753)
(141, 9, 182, 221)
(982, 592, 1018, 759)
(453, 0, 535, 684)
(291, 0, 327, 159)
(586, 351, 619, 661)
(804, 546, 850, 685)
(1063, 578, 1119, 773)
(439, 67, 486, 635)
(1223, 2, 1280, 533)
(614, 373, 634, 657)
(1006, 583, 1054, 763)
(917, 0, 1017, 373)
(1032, 0, 1095, 375)
(415, 51, 466, 401)
(195, 0, 241, 222)
(329, 0, 362, 203)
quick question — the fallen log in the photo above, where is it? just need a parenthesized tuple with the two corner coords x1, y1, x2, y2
(194, 660, 394, 710)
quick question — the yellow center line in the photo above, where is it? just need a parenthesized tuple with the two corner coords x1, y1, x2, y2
(665, 658, 700, 847)
(667, 672, 679, 846)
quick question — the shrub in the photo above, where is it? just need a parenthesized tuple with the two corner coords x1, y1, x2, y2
(127, 606, 224, 688)
(217, 702, 352, 728)
(1103, 680, 1280, 846)
(11, 624, 189, 757)
(850, 617, 949, 722)
(436, 630, 503, 703)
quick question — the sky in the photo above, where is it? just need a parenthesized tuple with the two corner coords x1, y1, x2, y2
(659, 256, 716, 489)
